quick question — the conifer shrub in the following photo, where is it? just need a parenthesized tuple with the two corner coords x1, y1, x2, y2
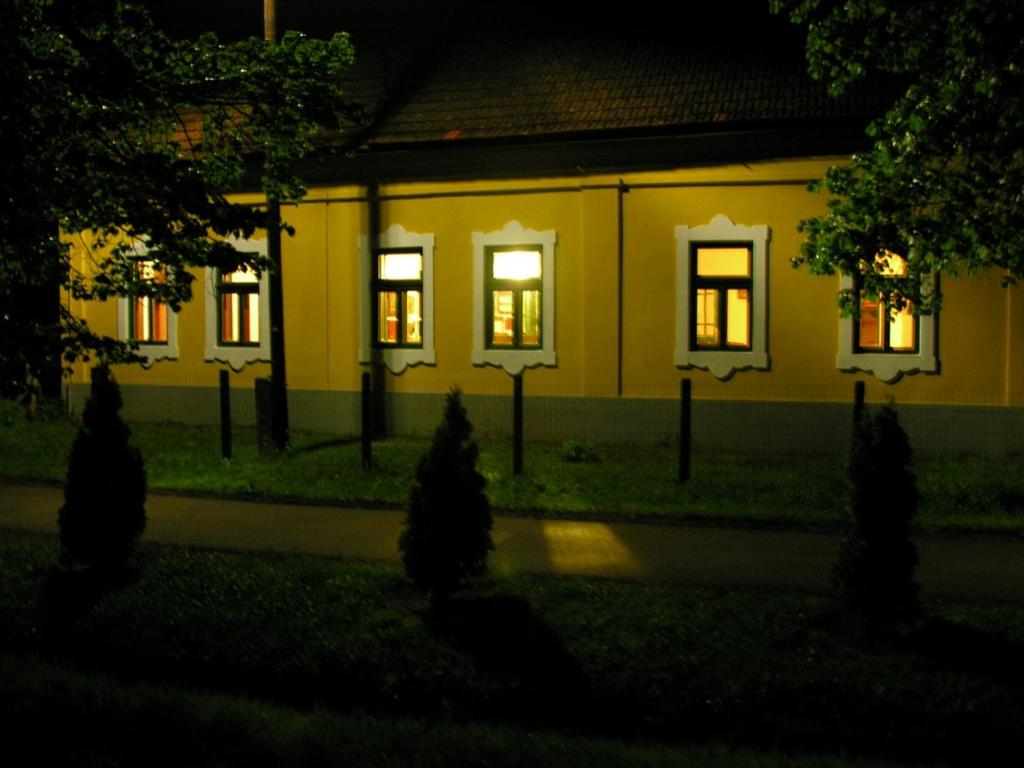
(559, 439, 600, 463)
(834, 400, 920, 633)
(399, 387, 493, 611)
(58, 366, 147, 573)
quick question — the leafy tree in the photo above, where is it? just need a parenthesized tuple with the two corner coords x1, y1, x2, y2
(771, 0, 1024, 315)
(834, 401, 920, 633)
(0, 0, 356, 390)
(58, 365, 146, 572)
(399, 387, 493, 612)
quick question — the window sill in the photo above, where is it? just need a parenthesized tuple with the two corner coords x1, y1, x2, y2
(472, 348, 556, 376)
(836, 350, 938, 383)
(674, 349, 768, 381)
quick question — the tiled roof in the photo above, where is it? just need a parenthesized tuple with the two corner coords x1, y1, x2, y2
(354, 30, 887, 147)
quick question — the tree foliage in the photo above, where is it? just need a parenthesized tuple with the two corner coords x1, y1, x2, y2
(834, 401, 919, 632)
(58, 365, 146, 571)
(399, 387, 493, 611)
(771, 0, 1024, 315)
(0, 0, 356, 386)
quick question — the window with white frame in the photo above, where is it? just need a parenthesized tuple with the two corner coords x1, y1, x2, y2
(472, 221, 556, 374)
(675, 215, 769, 380)
(837, 250, 938, 382)
(204, 237, 270, 371)
(117, 244, 177, 365)
(358, 225, 435, 373)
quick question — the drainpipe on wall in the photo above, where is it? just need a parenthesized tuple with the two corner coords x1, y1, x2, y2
(616, 178, 629, 398)
(367, 178, 387, 437)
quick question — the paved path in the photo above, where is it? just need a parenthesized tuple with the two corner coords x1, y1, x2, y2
(2, 483, 1022, 602)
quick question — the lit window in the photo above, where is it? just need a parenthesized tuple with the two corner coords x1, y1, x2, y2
(855, 252, 916, 353)
(204, 237, 270, 371)
(117, 244, 178, 365)
(837, 250, 938, 382)
(691, 245, 752, 351)
(375, 250, 423, 347)
(487, 247, 543, 349)
(674, 216, 769, 380)
(217, 268, 261, 346)
(472, 220, 556, 374)
(358, 225, 435, 373)
(130, 260, 169, 344)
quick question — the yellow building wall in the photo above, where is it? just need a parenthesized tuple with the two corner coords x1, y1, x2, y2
(70, 158, 1023, 410)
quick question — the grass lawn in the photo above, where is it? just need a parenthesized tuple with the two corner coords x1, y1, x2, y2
(1, 653, 901, 768)
(2, 402, 1023, 532)
(1, 529, 1022, 765)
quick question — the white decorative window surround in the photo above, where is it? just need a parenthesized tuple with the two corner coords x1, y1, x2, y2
(674, 215, 769, 380)
(836, 272, 938, 383)
(204, 236, 271, 372)
(358, 225, 436, 374)
(117, 242, 178, 366)
(472, 220, 556, 375)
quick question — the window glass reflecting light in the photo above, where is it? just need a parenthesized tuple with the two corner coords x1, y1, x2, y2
(492, 250, 542, 280)
(695, 288, 719, 347)
(224, 269, 259, 284)
(696, 247, 750, 278)
(246, 294, 259, 342)
(492, 290, 515, 345)
(859, 298, 884, 349)
(379, 252, 422, 281)
(405, 291, 422, 343)
(874, 250, 909, 277)
(521, 289, 540, 345)
(132, 260, 168, 343)
(889, 308, 915, 350)
(378, 291, 398, 343)
(726, 288, 750, 347)
(220, 291, 259, 344)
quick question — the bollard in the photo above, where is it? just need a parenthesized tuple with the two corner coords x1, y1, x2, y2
(255, 378, 273, 454)
(678, 378, 691, 484)
(853, 380, 866, 425)
(219, 370, 232, 460)
(513, 373, 523, 475)
(361, 371, 373, 470)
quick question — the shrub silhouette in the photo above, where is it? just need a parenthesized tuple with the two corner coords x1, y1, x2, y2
(399, 387, 493, 611)
(58, 365, 147, 572)
(834, 400, 919, 632)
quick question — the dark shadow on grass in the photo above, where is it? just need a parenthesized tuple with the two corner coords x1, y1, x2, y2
(901, 616, 1024, 688)
(287, 437, 359, 456)
(426, 593, 596, 730)
(38, 564, 140, 640)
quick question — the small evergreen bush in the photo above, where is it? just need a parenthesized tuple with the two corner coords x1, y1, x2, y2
(399, 387, 493, 610)
(58, 366, 147, 572)
(834, 400, 920, 632)
(559, 439, 600, 463)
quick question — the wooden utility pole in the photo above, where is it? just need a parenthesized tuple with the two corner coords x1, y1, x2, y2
(264, 0, 289, 450)
(263, 0, 276, 40)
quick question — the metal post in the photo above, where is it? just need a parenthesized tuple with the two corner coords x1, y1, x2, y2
(255, 378, 273, 454)
(513, 373, 523, 475)
(853, 380, 866, 425)
(361, 372, 373, 470)
(678, 378, 692, 484)
(219, 370, 232, 460)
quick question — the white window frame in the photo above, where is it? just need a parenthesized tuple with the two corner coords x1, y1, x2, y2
(117, 241, 178, 366)
(472, 220, 556, 375)
(675, 215, 769, 380)
(358, 224, 436, 374)
(836, 272, 938, 383)
(204, 236, 271, 372)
